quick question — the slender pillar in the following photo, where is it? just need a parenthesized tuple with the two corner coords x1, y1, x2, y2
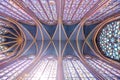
(56, 0, 64, 79)
(57, 11, 64, 80)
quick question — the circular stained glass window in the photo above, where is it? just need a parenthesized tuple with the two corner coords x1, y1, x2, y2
(97, 20, 120, 61)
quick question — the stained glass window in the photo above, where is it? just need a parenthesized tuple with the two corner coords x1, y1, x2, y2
(0, 46, 7, 52)
(63, 58, 96, 80)
(0, 58, 33, 80)
(0, 0, 33, 24)
(25, 59, 57, 80)
(97, 20, 120, 61)
(0, 37, 5, 43)
(87, 0, 120, 24)
(86, 58, 120, 79)
(0, 28, 6, 43)
(0, 28, 7, 35)
(22, 0, 57, 24)
(0, 28, 7, 52)
(63, 0, 98, 22)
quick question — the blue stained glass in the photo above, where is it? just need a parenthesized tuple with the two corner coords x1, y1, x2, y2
(98, 20, 120, 61)
(111, 38, 115, 43)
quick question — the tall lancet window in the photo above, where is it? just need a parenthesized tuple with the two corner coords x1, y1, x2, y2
(24, 57, 57, 80)
(86, 57, 120, 79)
(0, 57, 33, 80)
(63, 56, 96, 80)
